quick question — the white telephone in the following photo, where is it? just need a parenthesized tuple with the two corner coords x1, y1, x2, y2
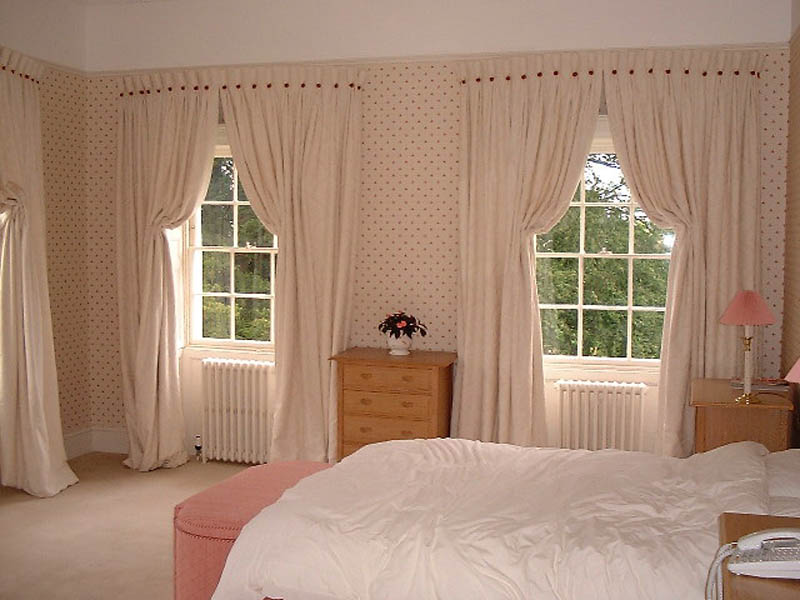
(706, 528, 800, 600)
(727, 528, 800, 578)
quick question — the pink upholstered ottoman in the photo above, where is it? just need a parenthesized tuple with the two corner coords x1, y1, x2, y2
(174, 461, 331, 600)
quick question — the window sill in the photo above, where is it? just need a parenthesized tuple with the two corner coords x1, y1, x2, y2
(542, 356, 661, 384)
(181, 344, 275, 362)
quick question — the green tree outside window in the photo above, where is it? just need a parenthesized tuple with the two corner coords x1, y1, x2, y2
(192, 157, 277, 343)
(535, 153, 672, 359)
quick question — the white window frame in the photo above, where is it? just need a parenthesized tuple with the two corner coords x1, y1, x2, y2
(183, 125, 276, 351)
(538, 116, 670, 371)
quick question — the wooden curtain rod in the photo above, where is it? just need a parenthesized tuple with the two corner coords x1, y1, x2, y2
(460, 68, 760, 83)
(119, 82, 362, 97)
(0, 65, 41, 84)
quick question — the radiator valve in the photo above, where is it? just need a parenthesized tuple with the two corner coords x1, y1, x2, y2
(194, 434, 202, 462)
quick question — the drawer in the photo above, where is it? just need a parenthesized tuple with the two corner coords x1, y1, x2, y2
(343, 415, 430, 444)
(342, 364, 432, 393)
(342, 390, 428, 419)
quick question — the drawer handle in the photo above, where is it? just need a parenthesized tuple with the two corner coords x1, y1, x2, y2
(401, 375, 413, 382)
(401, 430, 413, 437)
(360, 426, 372, 433)
(360, 373, 373, 380)
(401, 401, 413, 408)
(360, 398, 373, 406)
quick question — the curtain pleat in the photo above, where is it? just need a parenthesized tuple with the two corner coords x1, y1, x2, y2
(116, 70, 218, 471)
(454, 53, 602, 445)
(604, 49, 763, 456)
(0, 46, 78, 496)
(220, 65, 362, 462)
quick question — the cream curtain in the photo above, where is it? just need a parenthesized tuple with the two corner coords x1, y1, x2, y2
(454, 54, 602, 445)
(0, 47, 78, 496)
(604, 49, 763, 456)
(117, 72, 218, 471)
(220, 66, 361, 462)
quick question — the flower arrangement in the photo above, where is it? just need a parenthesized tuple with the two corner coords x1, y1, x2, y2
(377, 311, 427, 339)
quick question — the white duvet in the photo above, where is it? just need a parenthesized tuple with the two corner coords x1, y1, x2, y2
(213, 439, 769, 600)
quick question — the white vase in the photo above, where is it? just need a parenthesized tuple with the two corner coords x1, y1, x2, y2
(387, 333, 412, 356)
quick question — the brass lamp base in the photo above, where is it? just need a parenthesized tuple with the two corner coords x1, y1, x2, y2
(734, 392, 761, 404)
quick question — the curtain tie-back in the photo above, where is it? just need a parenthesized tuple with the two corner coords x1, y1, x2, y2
(0, 181, 25, 215)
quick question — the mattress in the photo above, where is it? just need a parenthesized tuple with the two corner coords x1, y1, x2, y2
(173, 460, 331, 600)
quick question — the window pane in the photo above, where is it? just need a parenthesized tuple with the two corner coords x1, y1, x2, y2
(540, 308, 577, 356)
(584, 258, 627, 305)
(202, 252, 230, 292)
(584, 206, 628, 254)
(633, 259, 669, 307)
(202, 297, 230, 339)
(201, 205, 233, 246)
(583, 310, 626, 357)
(632, 311, 664, 359)
(237, 176, 248, 203)
(536, 206, 579, 253)
(205, 158, 234, 203)
(237, 205, 275, 248)
(634, 207, 674, 254)
(235, 298, 271, 341)
(536, 257, 578, 304)
(234, 253, 271, 294)
(585, 154, 630, 203)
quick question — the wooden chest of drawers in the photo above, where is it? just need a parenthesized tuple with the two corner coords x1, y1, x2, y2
(332, 347, 457, 460)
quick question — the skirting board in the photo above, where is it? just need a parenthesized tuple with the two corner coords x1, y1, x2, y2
(64, 427, 129, 459)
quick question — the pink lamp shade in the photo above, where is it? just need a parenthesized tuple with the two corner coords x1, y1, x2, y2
(719, 290, 776, 326)
(786, 357, 800, 383)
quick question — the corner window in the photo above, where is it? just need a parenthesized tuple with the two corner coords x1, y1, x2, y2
(535, 123, 673, 360)
(186, 153, 277, 345)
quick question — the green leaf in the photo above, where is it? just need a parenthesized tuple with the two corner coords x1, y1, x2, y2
(536, 257, 578, 304)
(202, 297, 230, 339)
(536, 205, 579, 253)
(234, 253, 271, 294)
(235, 298, 271, 341)
(540, 308, 577, 355)
(201, 204, 233, 246)
(202, 252, 230, 292)
(583, 310, 627, 357)
(632, 311, 665, 359)
(205, 158, 234, 203)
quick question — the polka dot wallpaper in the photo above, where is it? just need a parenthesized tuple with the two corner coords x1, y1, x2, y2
(40, 67, 90, 434)
(37, 46, 790, 435)
(758, 49, 788, 378)
(785, 33, 800, 375)
(85, 75, 124, 428)
(350, 62, 461, 351)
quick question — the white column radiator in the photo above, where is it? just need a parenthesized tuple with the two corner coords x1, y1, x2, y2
(556, 380, 647, 452)
(201, 358, 275, 464)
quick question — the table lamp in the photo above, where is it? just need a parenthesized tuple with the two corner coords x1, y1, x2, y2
(719, 290, 775, 403)
(786, 357, 800, 385)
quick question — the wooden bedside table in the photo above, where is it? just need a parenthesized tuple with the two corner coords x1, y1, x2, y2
(331, 347, 457, 460)
(691, 378, 794, 452)
(718, 512, 800, 600)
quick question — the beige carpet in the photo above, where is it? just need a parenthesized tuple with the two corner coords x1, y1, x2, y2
(0, 453, 245, 600)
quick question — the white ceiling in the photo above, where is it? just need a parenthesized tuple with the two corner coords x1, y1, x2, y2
(0, 0, 794, 72)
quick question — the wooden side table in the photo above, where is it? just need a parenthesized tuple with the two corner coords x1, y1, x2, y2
(331, 347, 457, 460)
(718, 512, 800, 600)
(691, 378, 794, 452)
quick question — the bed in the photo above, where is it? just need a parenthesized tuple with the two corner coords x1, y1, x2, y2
(211, 438, 800, 600)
